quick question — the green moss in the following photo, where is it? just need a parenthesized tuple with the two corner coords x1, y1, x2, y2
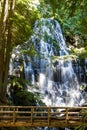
(13, 90, 36, 106)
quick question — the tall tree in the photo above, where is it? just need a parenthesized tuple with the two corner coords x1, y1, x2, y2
(0, 0, 39, 103)
(0, 0, 15, 103)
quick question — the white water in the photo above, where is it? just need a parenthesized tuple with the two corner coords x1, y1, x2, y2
(9, 18, 86, 130)
(9, 18, 85, 107)
(23, 18, 85, 107)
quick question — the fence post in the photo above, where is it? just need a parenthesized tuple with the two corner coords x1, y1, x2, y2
(13, 107, 16, 124)
(66, 108, 68, 126)
(31, 107, 34, 125)
(48, 107, 50, 126)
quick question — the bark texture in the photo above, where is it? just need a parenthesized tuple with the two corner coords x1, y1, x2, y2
(0, 0, 15, 103)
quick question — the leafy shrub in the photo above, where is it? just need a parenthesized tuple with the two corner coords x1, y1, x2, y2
(13, 90, 36, 106)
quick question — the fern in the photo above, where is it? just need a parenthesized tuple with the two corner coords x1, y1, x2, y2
(75, 108, 87, 130)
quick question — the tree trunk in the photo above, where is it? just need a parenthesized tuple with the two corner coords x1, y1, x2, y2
(0, 0, 9, 101)
(0, 0, 15, 103)
(3, 0, 15, 97)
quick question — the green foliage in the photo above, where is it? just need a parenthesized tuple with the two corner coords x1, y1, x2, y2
(38, 0, 87, 50)
(14, 90, 36, 106)
(81, 109, 87, 121)
(37, 0, 52, 17)
(34, 92, 46, 106)
(11, 87, 46, 106)
(71, 47, 87, 59)
(21, 44, 37, 57)
(52, 54, 78, 62)
(8, 76, 46, 106)
(9, 0, 87, 61)
(8, 76, 27, 90)
(75, 124, 87, 130)
(75, 109, 87, 130)
(12, 0, 39, 47)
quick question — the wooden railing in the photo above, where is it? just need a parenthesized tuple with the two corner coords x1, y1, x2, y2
(0, 106, 87, 127)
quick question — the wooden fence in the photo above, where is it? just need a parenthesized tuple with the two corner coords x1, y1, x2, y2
(0, 106, 87, 128)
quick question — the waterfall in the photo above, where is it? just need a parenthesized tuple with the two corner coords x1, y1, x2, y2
(9, 18, 86, 107)
(23, 18, 85, 106)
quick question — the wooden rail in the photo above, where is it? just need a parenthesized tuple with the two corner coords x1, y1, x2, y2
(0, 106, 87, 128)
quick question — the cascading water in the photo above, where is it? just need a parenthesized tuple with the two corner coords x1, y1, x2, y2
(22, 18, 85, 107)
(9, 18, 86, 107)
(9, 18, 87, 130)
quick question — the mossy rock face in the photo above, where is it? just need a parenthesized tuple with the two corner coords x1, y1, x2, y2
(9, 82, 46, 106)
(13, 90, 36, 106)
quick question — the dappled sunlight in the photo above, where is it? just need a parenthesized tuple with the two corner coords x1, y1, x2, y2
(29, 0, 40, 9)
